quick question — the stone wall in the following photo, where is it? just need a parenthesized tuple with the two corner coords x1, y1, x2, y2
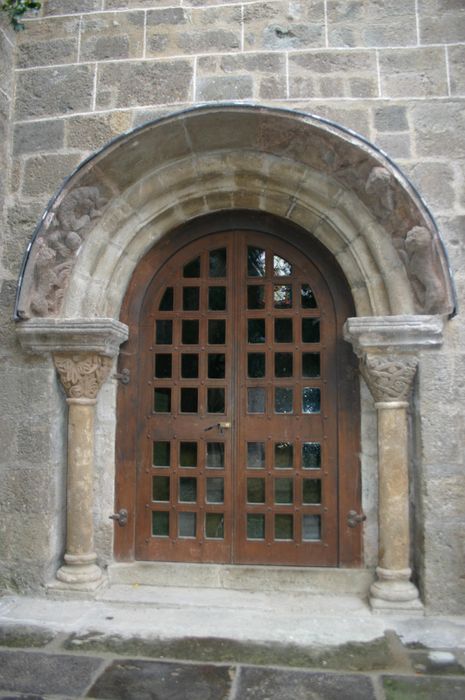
(0, 0, 464, 611)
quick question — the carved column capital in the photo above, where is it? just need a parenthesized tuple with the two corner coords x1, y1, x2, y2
(360, 353, 418, 404)
(54, 352, 113, 400)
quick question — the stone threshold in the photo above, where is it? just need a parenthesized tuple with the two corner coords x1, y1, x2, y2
(106, 562, 375, 596)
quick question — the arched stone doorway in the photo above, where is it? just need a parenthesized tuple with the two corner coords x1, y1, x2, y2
(14, 105, 454, 612)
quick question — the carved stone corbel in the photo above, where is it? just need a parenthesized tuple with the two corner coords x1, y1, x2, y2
(360, 354, 418, 405)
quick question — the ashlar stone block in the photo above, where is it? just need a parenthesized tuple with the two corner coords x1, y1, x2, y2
(418, 0, 465, 44)
(15, 65, 94, 120)
(13, 119, 64, 155)
(96, 59, 193, 109)
(411, 101, 465, 158)
(327, 0, 417, 47)
(15, 16, 79, 68)
(41, 0, 102, 15)
(197, 53, 287, 101)
(449, 46, 465, 96)
(21, 153, 83, 197)
(288, 50, 378, 99)
(80, 11, 145, 62)
(146, 6, 241, 57)
(243, 0, 325, 51)
(374, 105, 408, 132)
(379, 48, 448, 98)
(65, 112, 132, 151)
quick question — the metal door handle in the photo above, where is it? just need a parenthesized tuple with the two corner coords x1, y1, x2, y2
(347, 510, 366, 528)
(204, 422, 231, 433)
(109, 508, 128, 526)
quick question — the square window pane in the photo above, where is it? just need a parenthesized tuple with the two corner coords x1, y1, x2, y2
(183, 257, 200, 278)
(302, 442, 321, 469)
(205, 513, 224, 539)
(247, 513, 265, 539)
(156, 320, 173, 345)
(274, 318, 293, 343)
(248, 247, 265, 277)
(275, 442, 293, 469)
(183, 287, 199, 311)
(302, 387, 321, 414)
(275, 387, 293, 413)
(273, 255, 292, 276)
(154, 353, 172, 378)
(181, 353, 199, 378)
(208, 388, 225, 413)
(302, 353, 320, 378)
(275, 514, 293, 540)
(208, 286, 226, 311)
(159, 287, 173, 311)
(303, 479, 321, 504)
(182, 320, 199, 345)
(302, 514, 321, 541)
(153, 476, 170, 502)
(248, 442, 265, 469)
(152, 511, 169, 537)
(179, 512, 196, 537)
(153, 441, 170, 467)
(180, 442, 197, 467)
(274, 352, 293, 378)
(206, 442, 224, 469)
(154, 388, 171, 413)
(209, 248, 227, 277)
(181, 387, 198, 413)
(206, 478, 224, 503)
(247, 285, 265, 309)
(208, 353, 225, 378)
(248, 319, 266, 344)
(179, 477, 197, 503)
(248, 353, 265, 378)
(302, 318, 320, 343)
(248, 387, 266, 413)
(274, 285, 292, 309)
(247, 478, 265, 503)
(301, 284, 317, 308)
(208, 319, 226, 344)
(275, 478, 293, 504)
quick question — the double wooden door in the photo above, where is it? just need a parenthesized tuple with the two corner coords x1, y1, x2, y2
(116, 222, 361, 567)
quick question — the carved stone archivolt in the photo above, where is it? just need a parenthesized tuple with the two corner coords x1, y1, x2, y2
(360, 354, 418, 403)
(54, 352, 113, 400)
(26, 186, 107, 319)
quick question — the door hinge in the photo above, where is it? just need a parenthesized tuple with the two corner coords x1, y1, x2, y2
(113, 368, 130, 384)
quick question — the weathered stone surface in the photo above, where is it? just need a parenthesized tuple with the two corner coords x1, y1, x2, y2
(405, 161, 456, 212)
(0, 26, 14, 97)
(375, 133, 411, 159)
(288, 101, 371, 138)
(88, 660, 233, 700)
(65, 112, 132, 151)
(13, 120, 64, 155)
(15, 65, 94, 120)
(243, 1, 325, 51)
(96, 60, 193, 109)
(289, 50, 378, 98)
(418, 0, 465, 44)
(374, 105, 408, 132)
(146, 6, 242, 57)
(41, 0, 102, 15)
(411, 101, 465, 157)
(379, 48, 448, 97)
(0, 650, 104, 695)
(15, 16, 79, 68)
(327, 0, 417, 47)
(383, 675, 465, 700)
(448, 46, 465, 96)
(22, 153, 83, 197)
(197, 53, 287, 101)
(80, 11, 144, 62)
(236, 667, 377, 700)
(105, 0, 181, 7)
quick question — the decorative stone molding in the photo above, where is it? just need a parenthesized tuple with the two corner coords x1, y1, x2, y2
(54, 353, 113, 400)
(16, 318, 128, 357)
(360, 354, 418, 404)
(344, 315, 444, 356)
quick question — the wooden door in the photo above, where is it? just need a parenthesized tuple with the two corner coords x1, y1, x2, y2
(115, 219, 361, 567)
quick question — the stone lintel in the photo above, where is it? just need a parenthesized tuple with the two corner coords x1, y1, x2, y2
(343, 315, 444, 357)
(16, 317, 129, 356)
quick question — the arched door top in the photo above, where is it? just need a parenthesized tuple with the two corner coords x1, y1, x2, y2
(14, 104, 455, 323)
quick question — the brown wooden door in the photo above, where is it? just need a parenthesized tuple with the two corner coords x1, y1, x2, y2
(115, 217, 361, 567)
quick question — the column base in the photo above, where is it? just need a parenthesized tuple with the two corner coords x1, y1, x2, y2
(53, 552, 105, 594)
(369, 566, 424, 615)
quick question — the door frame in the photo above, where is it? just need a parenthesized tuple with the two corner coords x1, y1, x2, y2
(115, 210, 361, 567)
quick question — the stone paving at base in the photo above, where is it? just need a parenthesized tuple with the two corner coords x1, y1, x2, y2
(1, 626, 465, 700)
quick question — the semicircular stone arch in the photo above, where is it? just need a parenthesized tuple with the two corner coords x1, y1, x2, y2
(15, 104, 455, 322)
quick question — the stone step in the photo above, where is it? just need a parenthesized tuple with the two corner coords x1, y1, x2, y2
(107, 562, 374, 596)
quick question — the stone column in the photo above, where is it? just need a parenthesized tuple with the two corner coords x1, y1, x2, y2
(344, 316, 443, 613)
(53, 352, 113, 589)
(16, 318, 128, 594)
